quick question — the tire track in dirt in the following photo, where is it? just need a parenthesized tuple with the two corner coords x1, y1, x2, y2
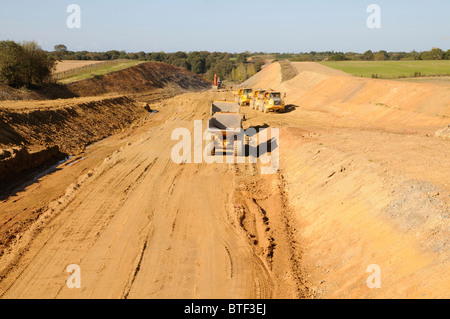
(230, 161, 309, 298)
(0, 137, 160, 298)
(122, 237, 149, 299)
(0, 90, 304, 299)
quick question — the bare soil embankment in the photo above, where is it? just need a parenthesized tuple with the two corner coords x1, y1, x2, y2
(0, 62, 212, 101)
(65, 62, 212, 97)
(0, 91, 306, 299)
(239, 61, 450, 298)
(0, 62, 211, 187)
(0, 63, 211, 266)
(246, 61, 450, 134)
(0, 60, 447, 299)
(0, 96, 150, 192)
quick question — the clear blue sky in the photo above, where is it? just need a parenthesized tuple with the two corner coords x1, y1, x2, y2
(0, 0, 449, 53)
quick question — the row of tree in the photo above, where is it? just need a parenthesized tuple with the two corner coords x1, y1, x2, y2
(0, 41, 263, 88)
(1, 41, 448, 89)
(52, 45, 450, 80)
(0, 41, 56, 88)
(52, 45, 264, 82)
(289, 48, 450, 62)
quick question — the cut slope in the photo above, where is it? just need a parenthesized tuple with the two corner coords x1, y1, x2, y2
(66, 62, 211, 97)
(0, 62, 212, 101)
(293, 76, 450, 133)
(280, 127, 449, 298)
(243, 61, 450, 133)
(0, 83, 44, 101)
(240, 62, 282, 89)
(0, 96, 151, 185)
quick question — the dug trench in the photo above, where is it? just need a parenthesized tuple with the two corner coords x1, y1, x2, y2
(0, 62, 212, 259)
(0, 96, 162, 257)
(0, 96, 152, 197)
(0, 61, 213, 193)
(0, 61, 448, 298)
(0, 90, 310, 298)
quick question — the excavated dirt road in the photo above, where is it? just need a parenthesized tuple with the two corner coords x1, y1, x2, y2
(0, 91, 306, 299)
(0, 62, 448, 299)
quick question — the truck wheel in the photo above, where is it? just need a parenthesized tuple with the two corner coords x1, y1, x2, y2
(244, 135, 250, 156)
(234, 139, 243, 157)
(237, 141, 243, 156)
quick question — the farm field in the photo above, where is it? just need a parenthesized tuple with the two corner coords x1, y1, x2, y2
(54, 60, 105, 73)
(319, 60, 450, 79)
(56, 60, 145, 84)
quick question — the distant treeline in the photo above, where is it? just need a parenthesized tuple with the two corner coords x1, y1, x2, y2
(276, 48, 450, 62)
(51, 45, 450, 82)
(2, 41, 449, 90)
(52, 45, 265, 83)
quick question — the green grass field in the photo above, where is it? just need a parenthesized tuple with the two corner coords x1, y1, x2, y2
(58, 60, 145, 84)
(318, 60, 450, 79)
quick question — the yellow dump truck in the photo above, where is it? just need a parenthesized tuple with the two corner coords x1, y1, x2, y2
(250, 89, 266, 110)
(259, 91, 286, 113)
(207, 101, 247, 156)
(234, 88, 253, 106)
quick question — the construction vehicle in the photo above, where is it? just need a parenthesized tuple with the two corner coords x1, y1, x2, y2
(259, 91, 286, 113)
(207, 101, 247, 156)
(212, 74, 224, 90)
(212, 74, 218, 90)
(250, 89, 266, 110)
(234, 88, 253, 106)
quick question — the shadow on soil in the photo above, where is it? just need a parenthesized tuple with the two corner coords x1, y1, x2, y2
(213, 124, 279, 158)
(0, 154, 69, 201)
(282, 104, 299, 114)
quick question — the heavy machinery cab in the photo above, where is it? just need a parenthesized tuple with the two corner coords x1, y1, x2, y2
(235, 88, 253, 106)
(242, 89, 252, 99)
(235, 88, 252, 96)
(270, 92, 281, 99)
(264, 91, 284, 100)
(253, 90, 266, 99)
(263, 91, 286, 112)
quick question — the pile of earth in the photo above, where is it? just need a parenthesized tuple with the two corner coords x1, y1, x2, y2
(0, 62, 212, 101)
(0, 62, 212, 186)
